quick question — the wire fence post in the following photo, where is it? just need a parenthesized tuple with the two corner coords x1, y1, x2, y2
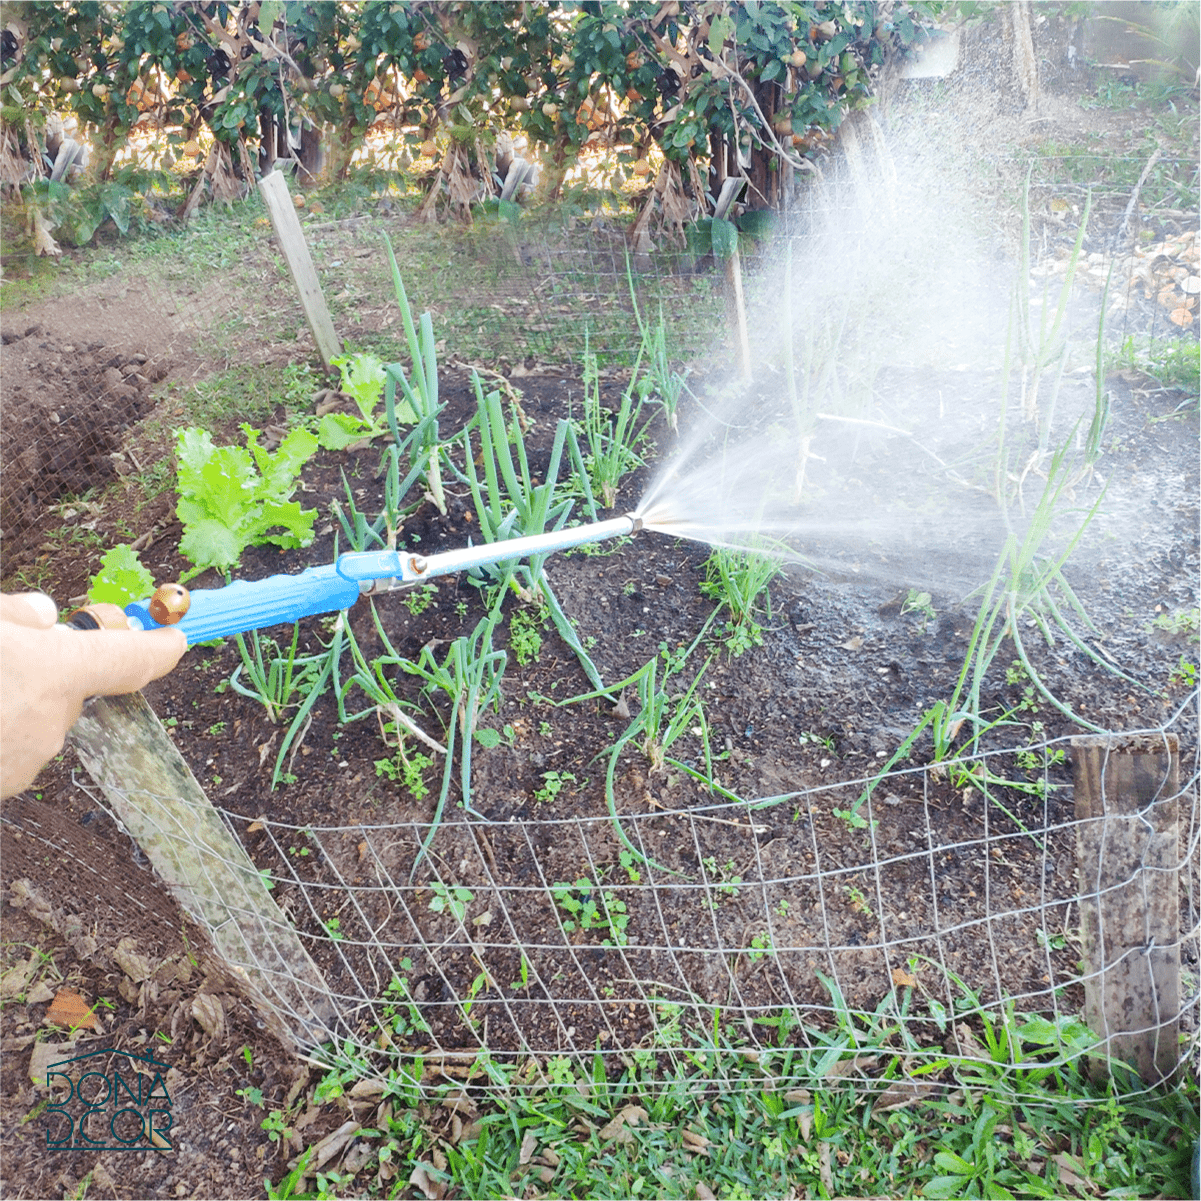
(1072, 732, 1182, 1083)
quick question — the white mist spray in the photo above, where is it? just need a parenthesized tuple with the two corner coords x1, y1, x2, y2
(632, 108, 1102, 593)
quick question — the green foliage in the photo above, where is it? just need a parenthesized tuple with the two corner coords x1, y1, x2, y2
(174, 424, 318, 578)
(292, 974, 1198, 1201)
(374, 738, 435, 801)
(230, 624, 327, 724)
(403, 585, 438, 617)
(1111, 334, 1201, 393)
(318, 351, 412, 450)
(551, 878, 629, 946)
(700, 540, 784, 656)
(901, 588, 936, 633)
(508, 605, 544, 666)
(427, 882, 473, 924)
(534, 770, 576, 804)
(87, 543, 155, 606)
(7, 0, 933, 234)
(381, 960, 430, 1039)
(578, 339, 648, 509)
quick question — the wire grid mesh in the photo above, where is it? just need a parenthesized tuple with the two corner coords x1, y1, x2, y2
(68, 705, 1199, 1099)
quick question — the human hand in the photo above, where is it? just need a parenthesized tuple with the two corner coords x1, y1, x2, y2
(0, 592, 188, 799)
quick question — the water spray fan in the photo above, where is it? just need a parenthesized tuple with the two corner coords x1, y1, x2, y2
(123, 515, 642, 645)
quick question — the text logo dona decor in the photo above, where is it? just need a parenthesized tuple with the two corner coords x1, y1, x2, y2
(42, 1046, 174, 1151)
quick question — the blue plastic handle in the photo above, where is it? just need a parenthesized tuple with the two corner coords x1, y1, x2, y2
(125, 562, 364, 646)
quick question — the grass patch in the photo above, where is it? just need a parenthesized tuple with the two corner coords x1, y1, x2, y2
(1112, 334, 1201, 394)
(276, 998, 1199, 1200)
(161, 361, 319, 431)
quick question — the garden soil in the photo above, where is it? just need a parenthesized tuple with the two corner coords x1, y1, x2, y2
(1, 23, 1198, 1201)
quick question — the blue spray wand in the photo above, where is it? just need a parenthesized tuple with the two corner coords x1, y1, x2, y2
(119, 515, 641, 645)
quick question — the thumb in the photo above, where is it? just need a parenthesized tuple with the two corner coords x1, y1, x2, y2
(1, 592, 59, 629)
(66, 626, 189, 698)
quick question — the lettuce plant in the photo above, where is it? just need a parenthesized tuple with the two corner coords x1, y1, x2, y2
(318, 351, 415, 450)
(88, 543, 155, 606)
(175, 424, 318, 578)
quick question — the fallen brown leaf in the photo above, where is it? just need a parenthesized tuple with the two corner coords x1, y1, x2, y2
(519, 1128, 537, 1164)
(191, 993, 225, 1039)
(818, 1140, 834, 1194)
(26, 980, 55, 1005)
(408, 1163, 444, 1200)
(0, 954, 39, 999)
(45, 989, 100, 1031)
(311, 1119, 360, 1169)
(29, 1039, 77, 1088)
(1053, 1152, 1090, 1190)
(599, 1103, 648, 1144)
(114, 937, 153, 983)
(872, 1077, 942, 1114)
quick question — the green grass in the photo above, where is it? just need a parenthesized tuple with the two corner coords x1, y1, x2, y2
(1111, 334, 1201, 394)
(161, 361, 319, 431)
(271, 999, 1198, 1200)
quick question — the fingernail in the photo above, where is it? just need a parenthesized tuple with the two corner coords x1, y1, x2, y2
(18, 592, 59, 624)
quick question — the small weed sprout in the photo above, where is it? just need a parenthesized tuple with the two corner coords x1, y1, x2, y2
(844, 885, 873, 918)
(552, 878, 629, 946)
(900, 589, 936, 633)
(1168, 656, 1197, 689)
(374, 734, 435, 800)
(747, 930, 775, 962)
(403, 584, 438, 617)
(475, 723, 516, 749)
(618, 848, 642, 884)
(260, 1110, 292, 1144)
(534, 770, 577, 803)
(382, 960, 430, 1036)
(427, 882, 473, 924)
(509, 605, 545, 665)
(701, 856, 742, 905)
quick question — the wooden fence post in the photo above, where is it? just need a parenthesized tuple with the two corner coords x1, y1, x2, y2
(69, 693, 339, 1050)
(1071, 733, 1182, 1082)
(257, 169, 342, 368)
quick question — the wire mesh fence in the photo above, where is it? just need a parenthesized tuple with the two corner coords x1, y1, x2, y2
(47, 707, 1199, 1100)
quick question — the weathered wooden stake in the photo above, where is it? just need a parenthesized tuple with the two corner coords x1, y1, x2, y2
(1071, 733, 1182, 1083)
(723, 248, 752, 382)
(713, 176, 752, 382)
(70, 692, 338, 1050)
(257, 169, 341, 368)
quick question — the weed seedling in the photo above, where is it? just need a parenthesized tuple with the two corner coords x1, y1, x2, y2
(552, 878, 629, 946)
(403, 584, 438, 617)
(374, 736, 435, 800)
(701, 856, 742, 905)
(427, 882, 473, 924)
(534, 770, 577, 803)
(509, 605, 545, 665)
(747, 930, 775, 961)
(901, 588, 936, 633)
